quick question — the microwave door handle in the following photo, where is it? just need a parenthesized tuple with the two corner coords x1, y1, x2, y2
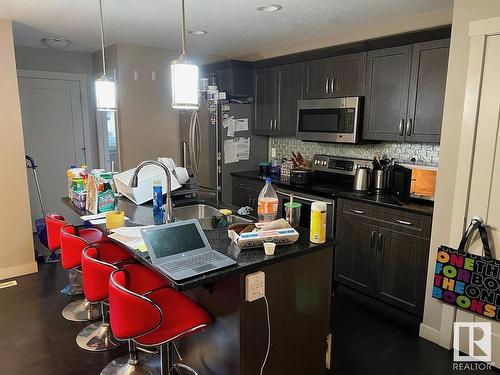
(325, 78, 330, 94)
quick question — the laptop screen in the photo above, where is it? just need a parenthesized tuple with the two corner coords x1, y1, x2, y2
(144, 223, 206, 259)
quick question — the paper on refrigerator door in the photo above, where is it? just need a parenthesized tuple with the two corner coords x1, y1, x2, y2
(222, 116, 234, 128)
(235, 137, 250, 160)
(227, 121, 235, 137)
(224, 139, 239, 164)
(234, 118, 249, 132)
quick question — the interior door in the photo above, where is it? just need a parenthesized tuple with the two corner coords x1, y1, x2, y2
(18, 76, 86, 228)
(454, 32, 500, 365)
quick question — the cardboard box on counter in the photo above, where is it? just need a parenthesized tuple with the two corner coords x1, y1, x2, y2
(228, 219, 299, 249)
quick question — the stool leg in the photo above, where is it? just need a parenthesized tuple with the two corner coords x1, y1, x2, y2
(160, 344, 171, 375)
(76, 303, 121, 351)
(62, 297, 100, 322)
(100, 341, 160, 375)
(171, 342, 199, 375)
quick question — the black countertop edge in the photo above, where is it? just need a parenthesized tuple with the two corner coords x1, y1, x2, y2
(61, 197, 336, 291)
(231, 170, 434, 216)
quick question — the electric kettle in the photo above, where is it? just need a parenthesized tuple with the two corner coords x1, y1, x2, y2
(353, 166, 372, 192)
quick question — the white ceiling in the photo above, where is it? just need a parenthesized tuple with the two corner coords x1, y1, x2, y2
(1, 0, 453, 58)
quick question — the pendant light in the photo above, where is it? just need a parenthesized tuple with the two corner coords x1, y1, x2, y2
(95, 0, 116, 111)
(171, 0, 199, 110)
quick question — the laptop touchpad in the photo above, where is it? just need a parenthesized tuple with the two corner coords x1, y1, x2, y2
(193, 264, 215, 272)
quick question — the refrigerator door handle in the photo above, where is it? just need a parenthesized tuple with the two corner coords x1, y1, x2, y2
(189, 110, 200, 177)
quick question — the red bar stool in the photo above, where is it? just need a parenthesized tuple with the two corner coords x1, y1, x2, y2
(105, 269, 212, 375)
(77, 243, 134, 351)
(59, 224, 107, 322)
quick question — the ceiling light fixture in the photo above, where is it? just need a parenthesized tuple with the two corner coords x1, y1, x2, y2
(41, 37, 71, 50)
(95, 0, 116, 112)
(171, 0, 199, 110)
(256, 4, 282, 12)
(188, 30, 207, 35)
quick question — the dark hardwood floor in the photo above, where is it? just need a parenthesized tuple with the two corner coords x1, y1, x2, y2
(1, 261, 498, 375)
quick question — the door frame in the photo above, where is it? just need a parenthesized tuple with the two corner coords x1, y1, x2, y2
(425, 16, 500, 350)
(17, 69, 94, 167)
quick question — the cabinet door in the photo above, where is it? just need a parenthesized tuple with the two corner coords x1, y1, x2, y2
(374, 229, 429, 316)
(334, 218, 377, 294)
(362, 46, 412, 141)
(232, 185, 259, 210)
(253, 68, 276, 135)
(331, 52, 366, 97)
(406, 39, 450, 143)
(302, 58, 332, 99)
(276, 64, 302, 136)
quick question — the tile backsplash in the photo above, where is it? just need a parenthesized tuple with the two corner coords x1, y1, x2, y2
(269, 137, 439, 164)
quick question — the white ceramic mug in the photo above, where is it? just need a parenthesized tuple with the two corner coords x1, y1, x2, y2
(174, 167, 190, 184)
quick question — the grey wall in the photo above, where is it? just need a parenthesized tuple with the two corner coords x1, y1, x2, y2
(15, 46, 99, 168)
(271, 137, 439, 164)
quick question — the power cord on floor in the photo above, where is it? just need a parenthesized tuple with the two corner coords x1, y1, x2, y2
(260, 295, 271, 375)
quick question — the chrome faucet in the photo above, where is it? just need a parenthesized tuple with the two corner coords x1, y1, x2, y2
(129, 160, 174, 223)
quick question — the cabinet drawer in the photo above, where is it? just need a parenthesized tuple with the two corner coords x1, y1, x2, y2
(233, 177, 265, 191)
(377, 206, 432, 239)
(339, 199, 378, 222)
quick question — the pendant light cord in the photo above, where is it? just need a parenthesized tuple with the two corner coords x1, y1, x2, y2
(180, 0, 187, 56)
(99, 0, 107, 76)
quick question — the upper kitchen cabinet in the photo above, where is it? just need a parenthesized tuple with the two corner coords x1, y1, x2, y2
(253, 63, 302, 136)
(406, 39, 450, 143)
(362, 39, 450, 142)
(302, 52, 366, 99)
(363, 46, 412, 142)
(200, 60, 253, 97)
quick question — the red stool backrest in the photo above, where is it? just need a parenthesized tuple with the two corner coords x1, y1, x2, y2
(60, 225, 91, 270)
(82, 245, 119, 303)
(109, 269, 162, 341)
(45, 214, 69, 251)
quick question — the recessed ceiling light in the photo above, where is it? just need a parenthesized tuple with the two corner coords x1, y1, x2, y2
(256, 4, 282, 12)
(188, 30, 207, 35)
(41, 37, 71, 50)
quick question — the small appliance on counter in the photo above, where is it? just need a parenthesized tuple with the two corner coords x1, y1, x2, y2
(290, 169, 314, 185)
(353, 166, 372, 193)
(390, 164, 412, 204)
(400, 162, 438, 201)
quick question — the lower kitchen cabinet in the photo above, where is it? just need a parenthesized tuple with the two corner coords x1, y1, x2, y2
(232, 176, 264, 211)
(334, 198, 431, 317)
(335, 219, 377, 295)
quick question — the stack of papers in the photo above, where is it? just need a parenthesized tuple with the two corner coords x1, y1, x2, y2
(80, 212, 130, 225)
(108, 225, 154, 252)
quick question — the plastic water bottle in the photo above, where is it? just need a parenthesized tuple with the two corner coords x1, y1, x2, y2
(152, 180, 164, 225)
(258, 178, 278, 223)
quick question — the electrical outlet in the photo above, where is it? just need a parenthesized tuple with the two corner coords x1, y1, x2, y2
(245, 271, 265, 302)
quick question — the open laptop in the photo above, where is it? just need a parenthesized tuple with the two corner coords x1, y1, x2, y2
(140, 219, 237, 281)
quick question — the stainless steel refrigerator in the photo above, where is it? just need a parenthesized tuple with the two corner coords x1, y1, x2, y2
(179, 101, 268, 204)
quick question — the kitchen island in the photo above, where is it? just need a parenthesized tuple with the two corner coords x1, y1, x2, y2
(63, 197, 335, 375)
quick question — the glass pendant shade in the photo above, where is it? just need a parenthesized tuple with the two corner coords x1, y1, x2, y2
(95, 77, 116, 111)
(171, 61, 199, 109)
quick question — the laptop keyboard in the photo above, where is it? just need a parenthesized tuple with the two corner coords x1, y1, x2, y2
(161, 251, 226, 274)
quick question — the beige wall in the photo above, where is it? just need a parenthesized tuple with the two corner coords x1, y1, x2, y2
(420, 0, 500, 348)
(238, 9, 452, 61)
(93, 44, 223, 170)
(0, 20, 37, 280)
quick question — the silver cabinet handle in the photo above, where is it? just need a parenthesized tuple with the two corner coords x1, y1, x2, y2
(351, 209, 365, 215)
(395, 219, 413, 226)
(325, 78, 330, 93)
(406, 118, 412, 136)
(274, 119, 278, 130)
(269, 119, 273, 129)
(370, 231, 376, 249)
(378, 233, 384, 251)
(399, 118, 405, 136)
(330, 76, 335, 94)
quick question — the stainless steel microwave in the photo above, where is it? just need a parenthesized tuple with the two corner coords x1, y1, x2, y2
(296, 97, 362, 143)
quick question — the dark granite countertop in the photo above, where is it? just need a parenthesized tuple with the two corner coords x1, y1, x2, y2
(231, 170, 434, 216)
(62, 197, 335, 291)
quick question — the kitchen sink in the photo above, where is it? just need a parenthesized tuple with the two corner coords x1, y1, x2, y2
(173, 204, 252, 230)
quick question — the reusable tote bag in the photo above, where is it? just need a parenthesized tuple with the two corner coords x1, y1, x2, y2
(432, 219, 500, 322)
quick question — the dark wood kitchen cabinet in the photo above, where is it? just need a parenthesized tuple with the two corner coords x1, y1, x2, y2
(335, 198, 432, 316)
(232, 176, 264, 211)
(201, 60, 253, 97)
(302, 52, 366, 99)
(362, 39, 449, 142)
(253, 63, 302, 136)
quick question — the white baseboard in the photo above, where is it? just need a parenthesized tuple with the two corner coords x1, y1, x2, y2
(419, 323, 452, 349)
(0, 261, 38, 281)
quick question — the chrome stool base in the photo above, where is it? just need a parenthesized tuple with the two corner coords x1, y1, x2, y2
(101, 353, 160, 375)
(62, 298, 100, 322)
(76, 321, 121, 351)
